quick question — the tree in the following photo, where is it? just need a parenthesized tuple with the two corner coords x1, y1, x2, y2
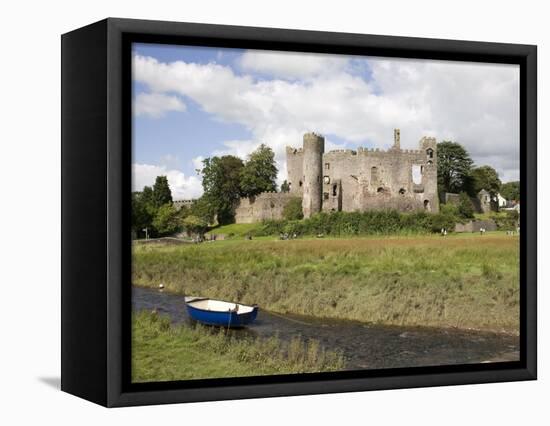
(152, 176, 173, 208)
(457, 192, 475, 219)
(131, 191, 154, 237)
(280, 180, 290, 193)
(468, 165, 501, 197)
(182, 215, 208, 237)
(437, 141, 474, 194)
(152, 203, 180, 235)
(200, 155, 244, 224)
(141, 186, 155, 207)
(282, 198, 304, 220)
(500, 181, 520, 201)
(240, 144, 278, 197)
(189, 196, 216, 224)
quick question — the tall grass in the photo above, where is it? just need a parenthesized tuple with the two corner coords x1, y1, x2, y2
(132, 234, 519, 333)
(132, 311, 345, 382)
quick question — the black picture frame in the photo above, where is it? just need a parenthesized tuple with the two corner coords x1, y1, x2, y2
(61, 17, 537, 407)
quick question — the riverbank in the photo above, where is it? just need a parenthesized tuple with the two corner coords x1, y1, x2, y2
(132, 311, 345, 382)
(132, 234, 519, 334)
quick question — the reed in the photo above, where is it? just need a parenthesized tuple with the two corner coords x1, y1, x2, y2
(132, 233, 519, 334)
(132, 311, 345, 382)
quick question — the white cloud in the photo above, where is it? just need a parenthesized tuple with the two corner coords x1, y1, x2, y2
(134, 92, 186, 118)
(133, 52, 520, 182)
(191, 156, 205, 172)
(133, 163, 203, 200)
(238, 50, 348, 79)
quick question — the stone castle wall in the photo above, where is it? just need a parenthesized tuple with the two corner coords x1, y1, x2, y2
(234, 192, 299, 224)
(235, 130, 440, 223)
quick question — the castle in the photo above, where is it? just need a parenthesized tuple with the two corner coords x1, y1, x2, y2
(234, 129, 439, 223)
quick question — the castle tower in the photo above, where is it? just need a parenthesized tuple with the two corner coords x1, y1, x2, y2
(302, 132, 325, 218)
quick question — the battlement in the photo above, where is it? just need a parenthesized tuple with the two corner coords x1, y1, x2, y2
(173, 199, 196, 210)
(286, 146, 304, 154)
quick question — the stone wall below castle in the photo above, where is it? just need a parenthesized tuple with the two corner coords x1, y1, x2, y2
(234, 192, 298, 224)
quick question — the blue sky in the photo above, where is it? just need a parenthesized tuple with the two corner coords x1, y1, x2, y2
(132, 43, 520, 199)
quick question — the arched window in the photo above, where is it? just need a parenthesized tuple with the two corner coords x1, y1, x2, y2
(399, 188, 406, 195)
(332, 184, 338, 196)
(424, 199, 431, 211)
(377, 187, 385, 193)
(426, 148, 434, 159)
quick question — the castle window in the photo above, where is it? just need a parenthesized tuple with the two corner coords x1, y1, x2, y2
(324, 176, 330, 184)
(325, 163, 330, 170)
(426, 148, 434, 159)
(377, 187, 386, 194)
(324, 192, 329, 200)
(427, 160, 433, 165)
(412, 165, 422, 184)
(399, 188, 406, 195)
(332, 184, 338, 196)
(424, 200, 431, 211)
(299, 181, 303, 187)
(371, 166, 379, 182)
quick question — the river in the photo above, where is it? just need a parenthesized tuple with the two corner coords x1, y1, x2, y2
(132, 286, 519, 370)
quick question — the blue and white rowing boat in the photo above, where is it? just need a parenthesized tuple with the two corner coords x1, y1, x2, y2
(184, 296, 259, 328)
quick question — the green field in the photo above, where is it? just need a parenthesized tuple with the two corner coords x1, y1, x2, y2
(133, 232, 519, 333)
(132, 311, 345, 382)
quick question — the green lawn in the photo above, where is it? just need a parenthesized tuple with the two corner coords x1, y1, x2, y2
(133, 233, 519, 333)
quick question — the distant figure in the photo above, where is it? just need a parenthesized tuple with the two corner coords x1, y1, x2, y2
(479, 227, 486, 235)
(444, 229, 448, 237)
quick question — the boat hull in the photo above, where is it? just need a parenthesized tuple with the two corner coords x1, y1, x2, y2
(185, 299, 258, 328)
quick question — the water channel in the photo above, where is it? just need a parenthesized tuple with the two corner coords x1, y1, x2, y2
(133, 286, 519, 370)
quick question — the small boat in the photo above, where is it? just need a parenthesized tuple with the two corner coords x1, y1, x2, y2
(184, 296, 259, 328)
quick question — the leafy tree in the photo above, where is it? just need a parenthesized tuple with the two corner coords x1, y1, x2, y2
(437, 141, 474, 194)
(282, 198, 304, 220)
(152, 176, 173, 208)
(280, 180, 290, 193)
(131, 191, 154, 237)
(240, 144, 278, 197)
(141, 186, 155, 207)
(182, 215, 208, 237)
(457, 192, 475, 219)
(468, 165, 501, 197)
(152, 203, 180, 235)
(500, 181, 520, 201)
(200, 155, 244, 224)
(190, 196, 217, 224)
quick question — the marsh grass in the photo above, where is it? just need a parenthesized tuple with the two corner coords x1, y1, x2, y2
(133, 234, 519, 333)
(132, 311, 345, 382)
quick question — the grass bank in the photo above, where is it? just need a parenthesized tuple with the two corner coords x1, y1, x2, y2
(132, 234, 519, 334)
(132, 311, 345, 382)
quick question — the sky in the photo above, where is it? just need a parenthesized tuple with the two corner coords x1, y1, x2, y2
(132, 43, 520, 200)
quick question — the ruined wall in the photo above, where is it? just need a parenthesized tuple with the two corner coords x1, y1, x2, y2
(319, 135, 439, 214)
(286, 146, 304, 195)
(234, 192, 299, 224)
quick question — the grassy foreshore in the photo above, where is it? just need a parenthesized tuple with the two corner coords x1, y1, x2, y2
(132, 233, 519, 334)
(132, 311, 345, 382)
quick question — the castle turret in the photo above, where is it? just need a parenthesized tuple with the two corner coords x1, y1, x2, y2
(302, 132, 325, 218)
(393, 128, 401, 149)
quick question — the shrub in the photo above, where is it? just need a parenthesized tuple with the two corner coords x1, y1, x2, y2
(282, 197, 304, 220)
(457, 192, 475, 219)
(255, 209, 463, 237)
